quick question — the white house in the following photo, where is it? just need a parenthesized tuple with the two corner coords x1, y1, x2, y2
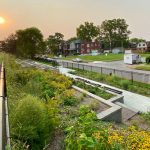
(137, 42, 147, 52)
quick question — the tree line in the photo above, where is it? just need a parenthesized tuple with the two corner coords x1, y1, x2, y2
(1, 18, 146, 57)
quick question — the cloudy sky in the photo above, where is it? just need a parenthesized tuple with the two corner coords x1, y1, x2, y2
(0, 0, 150, 40)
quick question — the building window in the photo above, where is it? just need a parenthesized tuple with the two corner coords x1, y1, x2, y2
(143, 44, 145, 46)
(87, 44, 90, 47)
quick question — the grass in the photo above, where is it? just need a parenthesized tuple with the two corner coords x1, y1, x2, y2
(62, 53, 150, 62)
(141, 53, 150, 57)
(70, 69, 150, 97)
(74, 80, 114, 100)
(134, 64, 150, 71)
(62, 53, 124, 62)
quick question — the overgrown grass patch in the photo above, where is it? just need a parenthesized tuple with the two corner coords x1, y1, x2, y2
(74, 80, 114, 100)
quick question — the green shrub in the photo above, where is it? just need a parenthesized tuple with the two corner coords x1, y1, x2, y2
(89, 100, 100, 111)
(142, 112, 150, 125)
(10, 95, 51, 150)
(63, 96, 79, 106)
(120, 80, 130, 90)
(146, 56, 150, 64)
(65, 106, 112, 150)
(52, 60, 59, 67)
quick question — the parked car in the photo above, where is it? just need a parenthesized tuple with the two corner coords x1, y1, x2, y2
(72, 58, 82, 62)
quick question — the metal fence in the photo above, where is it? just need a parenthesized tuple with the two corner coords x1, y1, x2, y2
(59, 61, 150, 84)
(0, 64, 11, 150)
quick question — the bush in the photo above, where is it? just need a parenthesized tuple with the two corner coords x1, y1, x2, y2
(52, 60, 59, 67)
(120, 80, 130, 90)
(10, 95, 51, 150)
(146, 56, 150, 64)
(63, 96, 79, 106)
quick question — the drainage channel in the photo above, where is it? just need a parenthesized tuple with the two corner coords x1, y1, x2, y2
(75, 77, 123, 95)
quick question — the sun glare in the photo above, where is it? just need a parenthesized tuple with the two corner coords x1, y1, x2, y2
(0, 17, 5, 24)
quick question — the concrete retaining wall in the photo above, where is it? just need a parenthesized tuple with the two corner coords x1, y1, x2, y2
(61, 61, 150, 84)
(72, 85, 122, 123)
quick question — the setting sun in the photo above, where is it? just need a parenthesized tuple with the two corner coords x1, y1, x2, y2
(0, 16, 5, 24)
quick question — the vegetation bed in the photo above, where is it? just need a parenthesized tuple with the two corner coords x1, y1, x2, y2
(70, 69, 150, 97)
(1, 52, 150, 150)
(74, 80, 114, 100)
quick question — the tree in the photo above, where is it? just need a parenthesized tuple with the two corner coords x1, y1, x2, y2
(99, 19, 131, 50)
(46, 32, 64, 55)
(130, 38, 146, 43)
(16, 27, 45, 58)
(77, 22, 99, 42)
(1, 34, 17, 54)
(67, 37, 78, 43)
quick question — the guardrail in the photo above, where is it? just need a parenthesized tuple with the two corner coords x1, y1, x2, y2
(0, 64, 11, 150)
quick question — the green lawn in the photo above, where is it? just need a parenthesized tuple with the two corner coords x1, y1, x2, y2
(62, 53, 150, 62)
(134, 64, 150, 71)
(62, 54, 124, 62)
(141, 53, 150, 57)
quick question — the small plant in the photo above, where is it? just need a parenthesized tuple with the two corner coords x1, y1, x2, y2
(120, 80, 130, 90)
(89, 100, 100, 111)
(63, 96, 79, 106)
(52, 60, 59, 67)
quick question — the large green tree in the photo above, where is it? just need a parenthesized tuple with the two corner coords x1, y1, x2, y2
(77, 22, 99, 42)
(67, 37, 78, 43)
(46, 32, 64, 55)
(130, 38, 146, 43)
(1, 34, 17, 54)
(99, 19, 131, 50)
(16, 27, 45, 58)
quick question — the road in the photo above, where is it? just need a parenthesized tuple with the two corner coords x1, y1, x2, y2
(58, 59, 150, 75)
(88, 60, 150, 74)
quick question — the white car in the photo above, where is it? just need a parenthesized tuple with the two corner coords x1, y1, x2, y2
(72, 58, 82, 62)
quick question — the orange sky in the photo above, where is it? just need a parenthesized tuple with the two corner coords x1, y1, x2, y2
(0, 0, 150, 40)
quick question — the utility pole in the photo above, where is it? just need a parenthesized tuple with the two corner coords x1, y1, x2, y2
(110, 41, 112, 52)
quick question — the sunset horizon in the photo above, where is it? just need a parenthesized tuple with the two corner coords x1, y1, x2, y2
(1, 0, 150, 40)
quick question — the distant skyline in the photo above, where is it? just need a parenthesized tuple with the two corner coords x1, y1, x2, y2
(1, 0, 150, 40)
